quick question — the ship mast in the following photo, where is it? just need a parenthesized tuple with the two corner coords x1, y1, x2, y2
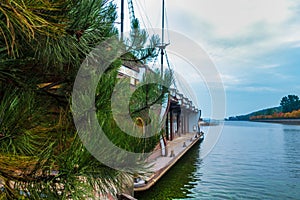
(120, 0, 124, 40)
(161, 0, 165, 76)
(159, 0, 169, 77)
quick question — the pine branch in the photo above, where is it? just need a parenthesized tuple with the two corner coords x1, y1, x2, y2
(130, 92, 165, 115)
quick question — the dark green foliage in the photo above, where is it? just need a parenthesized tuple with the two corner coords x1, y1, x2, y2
(0, 0, 166, 199)
(0, 87, 46, 155)
(121, 18, 160, 66)
(280, 95, 300, 113)
(95, 66, 172, 154)
(130, 69, 172, 118)
(0, 0, 118, 90)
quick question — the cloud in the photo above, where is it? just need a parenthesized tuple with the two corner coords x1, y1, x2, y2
(126, 0, 300, 117)
(200, 0, 291, 37)
(230, 86, 280, 93)
(220, 73, 243, 86)
(167, 1, 299, 69)
(259, 64, 281, 69)
(134, 0, 300, 63)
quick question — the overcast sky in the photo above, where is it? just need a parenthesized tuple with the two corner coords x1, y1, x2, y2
(116, 0, 300, 118)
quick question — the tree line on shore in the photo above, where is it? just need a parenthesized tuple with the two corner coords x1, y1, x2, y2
(228, 94, 300, 121)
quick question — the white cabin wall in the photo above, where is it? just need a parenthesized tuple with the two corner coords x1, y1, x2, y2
(188, 112, 199, 133)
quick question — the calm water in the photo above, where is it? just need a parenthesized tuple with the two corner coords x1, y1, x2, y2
(135, 121, 300, 199)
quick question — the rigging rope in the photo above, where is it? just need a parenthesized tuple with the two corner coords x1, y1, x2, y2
(135, 0, 155, 33)
(125, 1, 199, 109)
(164, 1, 170, 44)
(165, 51, 199, 108)
(164, 50, 177, 90)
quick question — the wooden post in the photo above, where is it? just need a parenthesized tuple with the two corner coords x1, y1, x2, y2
(177, 111, 180, 136)
(165, 111, 169, 140)
(170, 110, 173, 141)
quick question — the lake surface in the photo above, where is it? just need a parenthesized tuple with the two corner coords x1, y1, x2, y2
(135, 121, 300, 199)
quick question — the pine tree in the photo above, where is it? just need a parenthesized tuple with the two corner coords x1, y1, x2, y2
(0, 0, 169, 199)
(280, 95, 300, 113)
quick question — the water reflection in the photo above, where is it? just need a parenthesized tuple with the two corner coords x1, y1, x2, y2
(134, 143, 202, 200)
(283, 126, 300, 179)
(186, 122, 300, 199)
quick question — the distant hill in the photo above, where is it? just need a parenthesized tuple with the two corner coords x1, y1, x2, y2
(227, 106, 282, 121)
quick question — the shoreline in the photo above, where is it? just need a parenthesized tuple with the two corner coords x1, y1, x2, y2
(251, 119, 300, 125)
